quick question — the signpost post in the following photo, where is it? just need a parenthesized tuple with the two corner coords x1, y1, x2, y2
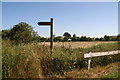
(37, 18, 53, 54)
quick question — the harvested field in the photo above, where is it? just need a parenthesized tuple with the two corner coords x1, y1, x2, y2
(39, 41, 117, 49)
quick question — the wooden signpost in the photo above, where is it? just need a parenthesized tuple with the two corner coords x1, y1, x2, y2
(37, 18, 53, 54)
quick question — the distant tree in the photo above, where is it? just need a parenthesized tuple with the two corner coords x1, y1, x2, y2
(95, 38, 99, 41)
(63, 32, 71, 38)
(99, 37, 105, 41)
(54, 36, 63, 42)
(63, 32, 71, 41)
(32, 36, 41, 42)
(104, 35, 110, 41)
(80, 36, 87, 41)
(116, 34, 120, 41)
(73, 34, 76, 37)
(71, 37, 75, 41)
(109, 36, 116, 41)
(9, 22, 38, 44)
(86, 37, 94, 41)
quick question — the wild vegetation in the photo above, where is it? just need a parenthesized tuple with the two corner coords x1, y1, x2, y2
(1, 22, 120, 43)
(1, 22, 120, 78)
(2, 39, 120, 78)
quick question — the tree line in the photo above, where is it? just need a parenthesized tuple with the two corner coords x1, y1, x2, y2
(1, 22, 120, 44)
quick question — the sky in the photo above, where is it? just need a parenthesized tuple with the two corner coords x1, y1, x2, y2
(2, 2, 118, 38)
(1, 0, 119, 2)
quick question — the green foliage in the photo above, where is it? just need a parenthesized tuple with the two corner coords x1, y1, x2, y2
(91, 54, 120, 67)
(33, 36, 50, 42)
(116, 34, 120, 41)
(63, 32, 71, 38)
(2, 40, 120, 78)
(104, 35, 110, 41)
(1, 26, 119, 42)
(9, 22, 38, 44)
(40, 42, 120, 77)
(2, 30, 10, 39)
(54, 36, 63, 42)
(2, 40, 45, 78)
(80, 36, 87, 41)
(73, 34, 76, 37)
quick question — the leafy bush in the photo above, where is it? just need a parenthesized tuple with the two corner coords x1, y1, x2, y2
(8, 22, 38, 44)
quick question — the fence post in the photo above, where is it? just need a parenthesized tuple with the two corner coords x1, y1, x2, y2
(88, 52, 92, 70)
(88, 58, 91, 70)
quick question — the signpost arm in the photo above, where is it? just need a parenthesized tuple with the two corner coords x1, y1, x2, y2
(37, 18, 54, 54)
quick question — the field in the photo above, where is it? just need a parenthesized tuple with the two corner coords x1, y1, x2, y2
(40, 41, 117, 48)
(2, 40, 120, 78)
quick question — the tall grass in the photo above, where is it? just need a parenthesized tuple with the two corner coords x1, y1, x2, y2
(2, 40, 48, 78)
(2, 40, 120, 78)
(41, 42, 120, 77)
(101, 69, 118, 78)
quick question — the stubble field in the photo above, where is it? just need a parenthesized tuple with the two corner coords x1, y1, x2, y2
(39, 41, 117, 49)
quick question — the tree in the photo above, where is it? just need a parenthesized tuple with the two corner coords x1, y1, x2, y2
(9, 22, 38, 44)
(2, 30, 10, 39)
(95, 38, 99, 41)
(86, 37, 94, 41)
(104, 35, 110, 41)
(63, 32, 71, 38)
(54, 36, 63, 42)
(80, 36, 87, 41)
(73, 34, 76, 37)
(116, 34, 120, 41)
(63, 32, 71, 41)
(99, 37, 105, 41)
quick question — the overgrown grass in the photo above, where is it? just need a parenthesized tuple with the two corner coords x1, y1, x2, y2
(2, 40, 48, 78)
(41, 42, 120, 77)
(101, 70, 118, 78)
(2, 40, 120, 78)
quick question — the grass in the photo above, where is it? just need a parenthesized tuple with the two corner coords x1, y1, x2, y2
(60, 62, 119, 78)
(101, 70, 118, 78)
(2, 40, 46, 78)
(39, 41, 120, 77)
(2, 40, 120, 78)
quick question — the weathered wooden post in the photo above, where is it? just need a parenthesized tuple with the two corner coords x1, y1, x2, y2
(88, 58, 91, 70)
(88, 52, 92, 70)
(50, 18, 53, 54)
(37, 18, 54, 54)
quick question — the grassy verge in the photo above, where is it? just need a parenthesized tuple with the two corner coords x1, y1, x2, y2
(2, 40, 120, 78)
(2, 40, 48, 78)
(101, 70, 118, 78)
(41, 42, 120, 77)
(61, 62, 119, 78)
